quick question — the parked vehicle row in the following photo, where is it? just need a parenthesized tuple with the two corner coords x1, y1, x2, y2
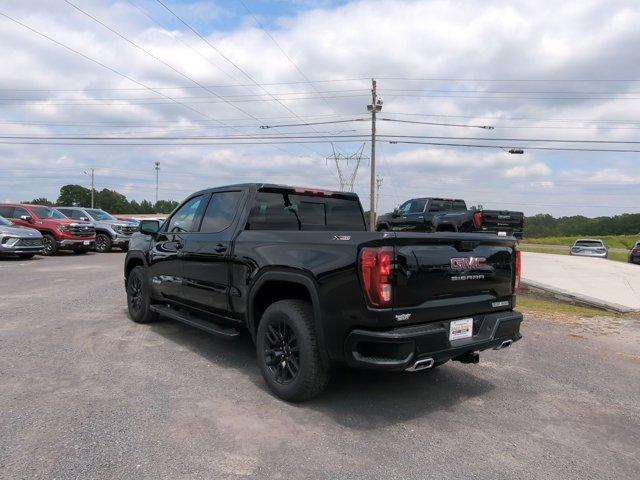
(0, 203, 138, 258)
(376, 197, 525, 238)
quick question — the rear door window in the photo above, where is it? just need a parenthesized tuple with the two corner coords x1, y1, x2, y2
(246, 191, 365, 230)
(428, 200, 446, 212)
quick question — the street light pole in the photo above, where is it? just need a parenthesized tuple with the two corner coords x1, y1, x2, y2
(154, 161, 160, 206)
(84, 168, 94, 208)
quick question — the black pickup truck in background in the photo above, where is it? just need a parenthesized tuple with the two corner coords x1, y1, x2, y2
(376, 197, 525, 239)
(124, 184, 523, 401)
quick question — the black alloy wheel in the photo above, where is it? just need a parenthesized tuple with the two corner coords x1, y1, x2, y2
(95, 233, 112, 253)
(128, 273, 143, 315)
(42, 234, 57, 256)
(263, 320, 300, 385)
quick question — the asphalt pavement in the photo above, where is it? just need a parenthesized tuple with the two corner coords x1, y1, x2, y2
(1, 253, 639, 479)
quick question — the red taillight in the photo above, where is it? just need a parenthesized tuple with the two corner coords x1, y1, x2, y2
(359, 246, 393, 308)
(514, 248, 522, 290)
(473, 211, 483, 229)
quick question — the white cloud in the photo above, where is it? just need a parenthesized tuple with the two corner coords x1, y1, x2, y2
(0, 0, 639, 216)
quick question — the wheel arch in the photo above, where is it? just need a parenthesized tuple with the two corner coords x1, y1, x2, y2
(248, 270, 327, 362)
(124, 252, 147, 282)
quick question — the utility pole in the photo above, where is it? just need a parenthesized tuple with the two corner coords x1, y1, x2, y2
(367, 78, 382, 231)
(84, 168, 95, 208)
(376, 175, 383, 213)
(154, 161, 160, 206)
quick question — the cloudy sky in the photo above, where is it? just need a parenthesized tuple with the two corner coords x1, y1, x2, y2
(1, 0, 640, 216)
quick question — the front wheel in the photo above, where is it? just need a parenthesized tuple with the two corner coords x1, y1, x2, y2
(126, 266, 159, 324)
(95, 233, 112, 253)
(41, 234, 58, 256)
(257, 300, 330, 402)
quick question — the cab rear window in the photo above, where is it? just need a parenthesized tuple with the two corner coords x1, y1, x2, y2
(246, 191, 365, 231)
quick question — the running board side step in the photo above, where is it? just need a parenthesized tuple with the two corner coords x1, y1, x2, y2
(150, 305, 240, 338)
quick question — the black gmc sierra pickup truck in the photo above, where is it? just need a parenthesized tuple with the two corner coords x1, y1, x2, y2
(125, 184, 523, 401)
(376, 197, 525, 239)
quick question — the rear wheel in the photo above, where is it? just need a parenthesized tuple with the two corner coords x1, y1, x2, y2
(257, 300, 329, 402)
(126, 266, 159, 324)
(41, 234, 58, 256)
(95, 233, 112, 253)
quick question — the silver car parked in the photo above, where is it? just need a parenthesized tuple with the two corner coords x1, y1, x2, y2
(0, 215, 44, 258)
(570, 239, 608, 258)
(57, 207, 138, 253)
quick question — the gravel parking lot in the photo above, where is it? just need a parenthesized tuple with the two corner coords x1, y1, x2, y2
(1, 253, 639, 479)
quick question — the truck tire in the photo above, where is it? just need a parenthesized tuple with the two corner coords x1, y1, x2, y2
(95, 233, 112, 253)
(257, 300, 330, 402)
(41, 234, 58, 256)
(126, 266, 159, 324)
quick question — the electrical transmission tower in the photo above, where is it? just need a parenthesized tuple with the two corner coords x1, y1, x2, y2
(327, 143, 367, 192)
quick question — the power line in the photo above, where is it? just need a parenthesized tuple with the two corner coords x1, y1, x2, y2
(2, 134, 640, 144)
(152, 0, 335, 150)
(238, 0, 338, 114)
(381, 117, 494, 129)
(388, 140, 640, 153)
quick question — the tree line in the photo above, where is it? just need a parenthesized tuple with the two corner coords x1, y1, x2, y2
(524, 213, 640, 238)
(23, 184, 180, 214)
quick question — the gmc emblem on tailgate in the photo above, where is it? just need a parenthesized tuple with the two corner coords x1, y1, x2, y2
(450, 257, 486, 270)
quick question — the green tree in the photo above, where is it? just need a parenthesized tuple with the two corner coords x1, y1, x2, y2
(57, 184, 91, 207)
(23, 197, 54, 206)
(94, 188, 130, 213)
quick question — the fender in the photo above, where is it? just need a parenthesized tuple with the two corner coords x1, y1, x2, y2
(247, 269, 328, 364)
(94, 227, 116, 239)
(124, 250, 148, 280)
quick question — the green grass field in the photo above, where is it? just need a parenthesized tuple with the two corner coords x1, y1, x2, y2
(523, 235, 638, 249)
(520, 234, 638, 263)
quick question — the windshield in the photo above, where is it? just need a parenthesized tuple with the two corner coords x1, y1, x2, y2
(31, 206, 67, 220)
(86, 209, 116, 221)
(0, 215, 12, 226)
(575, 240, 604, 248)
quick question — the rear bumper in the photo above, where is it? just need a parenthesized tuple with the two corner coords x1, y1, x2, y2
(344, 310, 523, 370)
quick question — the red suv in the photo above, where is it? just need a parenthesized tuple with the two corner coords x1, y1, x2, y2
(0, 204, 96, 255)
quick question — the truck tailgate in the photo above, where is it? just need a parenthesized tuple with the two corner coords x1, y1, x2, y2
(392, 232, 516, 323)
(480, 210, 524, 233)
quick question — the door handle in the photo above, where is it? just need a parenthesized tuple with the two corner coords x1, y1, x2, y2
(214, 243, 227, 253)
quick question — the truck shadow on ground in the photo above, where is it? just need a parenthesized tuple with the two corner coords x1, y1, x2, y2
(148, 317, 496, 430)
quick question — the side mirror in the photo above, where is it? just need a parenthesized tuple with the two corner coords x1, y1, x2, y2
(80, 216, 89, 222)
(392, 208, 399, 218)
(20, 215, 33, 223)
(139, 219, 160, 235)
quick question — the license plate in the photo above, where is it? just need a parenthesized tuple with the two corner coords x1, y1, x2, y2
(449, 318, 473, 341)
(83, 240, 90, 246)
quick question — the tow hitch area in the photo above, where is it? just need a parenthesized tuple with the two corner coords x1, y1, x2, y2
(453, 351, 480, 364)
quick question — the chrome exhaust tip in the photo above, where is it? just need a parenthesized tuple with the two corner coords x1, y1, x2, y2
(495, 339, 513, 350)
(405, 357, 434, 372)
